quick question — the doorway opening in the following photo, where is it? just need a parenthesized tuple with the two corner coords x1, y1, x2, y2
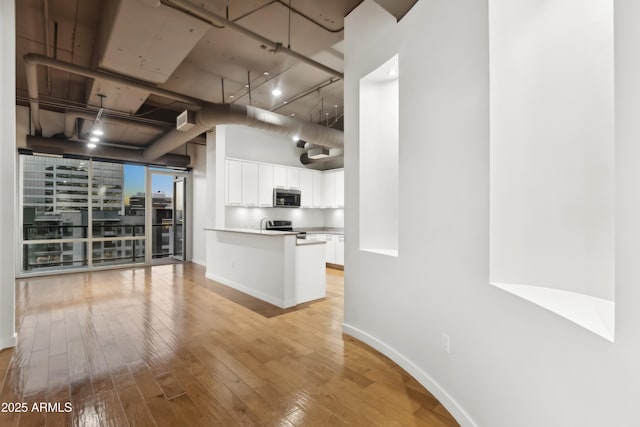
(149, 171, 187, 265)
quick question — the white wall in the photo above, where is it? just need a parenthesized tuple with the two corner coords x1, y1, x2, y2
(344, 1, 640, 426)
(0, 0, 17, 350)
(188, 142, 207, 265)
(489, 0, 614, 299)
(225, 207, 324, 229)
(322, 209, 344, 228)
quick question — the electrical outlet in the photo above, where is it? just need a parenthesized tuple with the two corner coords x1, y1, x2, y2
(442, 332, 450, 354)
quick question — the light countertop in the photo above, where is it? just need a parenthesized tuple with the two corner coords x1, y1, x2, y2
(204, 227, 298, 236)
(296, 239, 326, 246)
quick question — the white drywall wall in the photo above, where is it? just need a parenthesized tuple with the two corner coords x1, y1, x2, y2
(489, 0, 614, 300)
(344, 0, 639, 426)
(1, 0, 16, 350)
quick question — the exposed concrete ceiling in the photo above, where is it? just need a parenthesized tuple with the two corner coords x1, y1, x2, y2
(15, 0, 416, 154)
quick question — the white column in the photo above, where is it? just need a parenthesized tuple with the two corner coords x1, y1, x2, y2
(0, 0, 17, 350)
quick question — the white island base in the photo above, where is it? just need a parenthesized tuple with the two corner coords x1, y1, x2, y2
(205, 228, 326, 308)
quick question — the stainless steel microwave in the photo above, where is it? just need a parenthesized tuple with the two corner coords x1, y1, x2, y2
(273, 188, 301, 208)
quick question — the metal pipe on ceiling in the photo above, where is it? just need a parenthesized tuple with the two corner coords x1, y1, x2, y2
(24, 53, 205, 134)
(142, 102, 344, 162)
(163, 0, 344, 79)
(24, 53, 343, 163)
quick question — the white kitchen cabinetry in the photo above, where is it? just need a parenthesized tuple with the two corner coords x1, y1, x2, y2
(226, 159, 243, 205)
(226, 159, 344, 210)
(335, 170, 344, 208)
(286, 168, 300, 189)
(299, 170, 313, 208)
(258, 164, 274, 207)
(274, 166, 287, 188)
(325, 234, 336, 263)
(241, 162, 258, 206)
(335, 235, 344, 265)
(312, 171, 324, 208)
(323, 171, 336, 208)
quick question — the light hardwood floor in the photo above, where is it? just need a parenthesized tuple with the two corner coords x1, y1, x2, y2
(0, 263, 458, 426)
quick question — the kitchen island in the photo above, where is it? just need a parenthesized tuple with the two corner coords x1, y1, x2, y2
(204, 228, 326, 308)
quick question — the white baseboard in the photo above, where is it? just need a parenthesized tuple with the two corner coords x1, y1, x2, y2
(191, 258, 206, 267)
(0, 333, 17, 351)
(342, 323, 476, 427)
(205, 272, 290, 308)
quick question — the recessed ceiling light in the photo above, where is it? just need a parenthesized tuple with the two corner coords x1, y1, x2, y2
(87, 142, 97, 149)
(90, 136, 99, 143)
(283, 101, 288, 104)
(292, 136, 300, 142)
(229, 95, 234, 99)
(334, 104, 338, 108)
(92, 128, 104, 136)
(245, 84, 249, 88)
(263, 71, 270, 76)
(289, 113, 296, 117)
(272, 88, 282, 96)
(388, 69, 397, 76)
(325, 112, 329, 115)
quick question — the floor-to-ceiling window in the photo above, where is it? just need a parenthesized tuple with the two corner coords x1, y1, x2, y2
(19, 155, 188, 275)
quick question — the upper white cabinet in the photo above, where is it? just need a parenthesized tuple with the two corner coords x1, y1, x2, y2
(323, 171, 336, 208)
(241, 162, 259, 207)
(226, 159, 242, 205)
(312, 171, 324, 208)
(335, 170, 344, 208)
(258, 164, 274, 207)
(226, 158, 343, 209)
(286, 168, 300, 190)
(274, 166, 287, 188)
(299, 170, 313, 208)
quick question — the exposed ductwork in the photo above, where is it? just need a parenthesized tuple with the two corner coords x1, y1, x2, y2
(25, 52, 344, 164)
(142, 103, 344, 161)
(24, 53, 204, 135)
(163, 0, 344, 79)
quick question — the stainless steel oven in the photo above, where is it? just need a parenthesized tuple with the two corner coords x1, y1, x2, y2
(273, 188, 301, 208)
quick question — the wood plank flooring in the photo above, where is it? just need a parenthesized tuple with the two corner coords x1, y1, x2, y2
(0, 263, 459, 426)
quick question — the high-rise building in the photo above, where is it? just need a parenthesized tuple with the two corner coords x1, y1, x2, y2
(22, 156, 132, 270)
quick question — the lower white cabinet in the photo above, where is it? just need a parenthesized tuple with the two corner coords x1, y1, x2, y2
(335, 235, 344, 265)
(324, 234, 336, 263)
(303, 233, 344, 266)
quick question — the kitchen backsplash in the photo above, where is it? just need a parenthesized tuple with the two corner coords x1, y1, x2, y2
(226, 206, 342, 229)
